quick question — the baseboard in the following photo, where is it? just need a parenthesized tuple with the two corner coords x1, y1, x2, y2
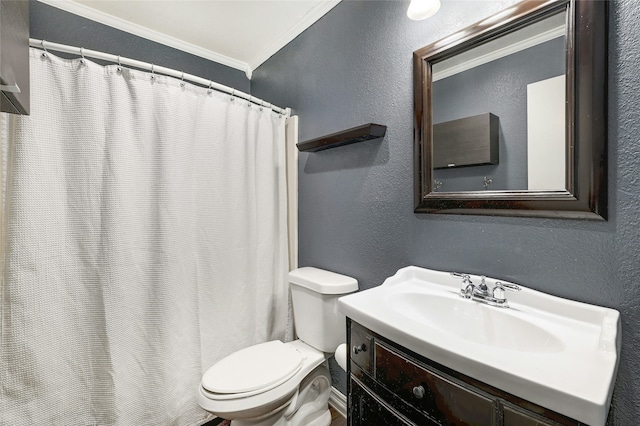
(328, 386, 347, 419)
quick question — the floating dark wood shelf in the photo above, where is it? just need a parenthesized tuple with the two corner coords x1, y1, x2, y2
(297, 123, 387, 152)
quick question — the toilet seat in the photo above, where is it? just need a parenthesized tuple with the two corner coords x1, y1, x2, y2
(197, 340, 327, 418)
(202, 341, 304, 399)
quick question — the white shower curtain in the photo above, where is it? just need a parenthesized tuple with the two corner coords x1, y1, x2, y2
(0, 49, 290, 425)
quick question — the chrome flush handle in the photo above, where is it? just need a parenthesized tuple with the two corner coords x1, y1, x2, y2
(352, 344, 367, 355)
(0, 83, 20, 93)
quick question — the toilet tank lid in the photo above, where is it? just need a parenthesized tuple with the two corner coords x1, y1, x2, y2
(289, 267, 358, 294)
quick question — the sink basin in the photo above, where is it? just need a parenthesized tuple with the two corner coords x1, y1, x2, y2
(388, 292, 564, 353)
(338, 266, 620, 426)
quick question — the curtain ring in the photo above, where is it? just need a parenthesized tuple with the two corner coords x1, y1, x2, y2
(41, 40, 48, 58)
(180, 71, 185, 88)
(79, 47, 86, 65)
(207, 80, 213, 95)
(247, 95, 252, 107)
(150, 63, 156, 81)
(230, 89, 235, 101)
(116, 55, 123, 73)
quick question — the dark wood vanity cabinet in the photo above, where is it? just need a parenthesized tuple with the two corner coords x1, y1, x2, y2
(0, 0, 29, 115)
(347, 319, 583, 426)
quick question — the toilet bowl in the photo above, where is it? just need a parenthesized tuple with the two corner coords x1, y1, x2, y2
(197, 267, 358, 426)
(197, 340, 330, 426)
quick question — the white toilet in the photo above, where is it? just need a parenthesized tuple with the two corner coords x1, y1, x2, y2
(197, 267, 358, 426)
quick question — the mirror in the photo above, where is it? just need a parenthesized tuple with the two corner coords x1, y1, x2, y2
(413, 0, 607, 219)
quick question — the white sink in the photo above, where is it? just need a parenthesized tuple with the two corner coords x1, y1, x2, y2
(338, 266, 620, 426)
(388, 292, 565, 353)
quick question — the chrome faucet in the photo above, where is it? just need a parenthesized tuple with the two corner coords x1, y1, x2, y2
(451, 273, 521, 308)
(477, 275, 489, 294)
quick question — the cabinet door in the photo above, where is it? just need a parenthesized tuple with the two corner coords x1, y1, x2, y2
(503, 405, 558, 426)
(432, 113, 499, 168)
(350, 322, 374, 375)
(350, 378, 416, 426)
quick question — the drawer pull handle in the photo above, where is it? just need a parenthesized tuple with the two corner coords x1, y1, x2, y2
(0, 83, 20, 94)
(352, 344, 367, 355)
(413, 385, 426, 399)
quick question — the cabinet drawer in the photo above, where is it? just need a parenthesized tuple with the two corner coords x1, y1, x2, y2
(375, 342, 494, 425)
(350, 377, 415, 426)
(350, 321, 374, 374)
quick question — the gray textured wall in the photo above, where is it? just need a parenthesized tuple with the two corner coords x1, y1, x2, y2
(433, 37, 565, 191)
(29, 1, 250, 93)
(251, 1, 639, 424)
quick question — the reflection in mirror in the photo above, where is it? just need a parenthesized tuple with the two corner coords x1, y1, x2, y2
(432, 11, 566, 192)
(413, 0, 608, 219)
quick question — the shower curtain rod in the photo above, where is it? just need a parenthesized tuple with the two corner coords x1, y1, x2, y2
(29, 38, 291, 116)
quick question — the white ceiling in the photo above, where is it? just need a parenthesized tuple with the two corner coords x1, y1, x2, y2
(38, 0, 341, 78)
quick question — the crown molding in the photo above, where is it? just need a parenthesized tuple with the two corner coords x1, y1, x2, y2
(433, 25, 565, 82)
(247, 0, 341, 72)
(37, 0, 251, 76)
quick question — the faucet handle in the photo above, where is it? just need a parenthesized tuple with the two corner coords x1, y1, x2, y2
(451, 272, 473, 284)
(451, 273, 474, 298)
(492, 282, 520, 303)
(451, 272, 470, 281)
(498, 282, 521, 292)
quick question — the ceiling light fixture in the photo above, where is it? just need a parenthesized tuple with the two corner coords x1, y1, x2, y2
(407, 0, 441, 20)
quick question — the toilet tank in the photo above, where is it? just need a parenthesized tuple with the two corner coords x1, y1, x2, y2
(289, 267, 358, 353)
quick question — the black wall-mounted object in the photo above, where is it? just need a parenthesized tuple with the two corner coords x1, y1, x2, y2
(433, 113, 499, 169)
(297, 123, 387, 152)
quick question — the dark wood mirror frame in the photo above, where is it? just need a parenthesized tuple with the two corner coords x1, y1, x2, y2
(413, 0, 607, 220)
